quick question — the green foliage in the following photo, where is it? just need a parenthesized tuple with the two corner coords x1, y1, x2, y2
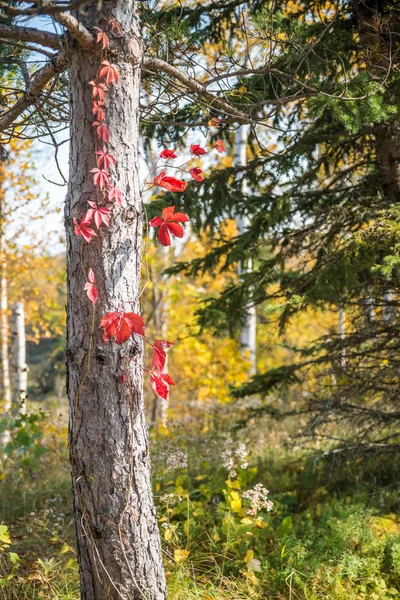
(0, 407, 399, 600)
(0, 411, 47, 478)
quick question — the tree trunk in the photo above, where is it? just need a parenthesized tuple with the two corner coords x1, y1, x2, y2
(0, 181, 11, 423)
(65, 3, 166, 599)
(10, 302, 27, 414)
(234, 125, 256, 375)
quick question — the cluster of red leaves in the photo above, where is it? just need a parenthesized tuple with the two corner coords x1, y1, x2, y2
(77, 16, 230, 403)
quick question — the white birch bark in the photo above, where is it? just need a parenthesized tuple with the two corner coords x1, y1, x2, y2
(10, 302, 27, 414)
(0, 181, 11, 426)
(235, 125, 256, 375)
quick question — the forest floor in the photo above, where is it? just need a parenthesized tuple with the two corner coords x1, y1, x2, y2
(1, 400, 400, 600)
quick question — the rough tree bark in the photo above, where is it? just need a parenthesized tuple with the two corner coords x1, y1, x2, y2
(65, 2, 166, 599)
(10, 302, 27, 413)
(234, 125, 256, 375)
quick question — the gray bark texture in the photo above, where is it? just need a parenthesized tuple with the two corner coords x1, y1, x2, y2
(65, 2, 166, 598)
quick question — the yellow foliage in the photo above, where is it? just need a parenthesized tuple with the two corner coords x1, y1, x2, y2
(173, 548, 190, 563)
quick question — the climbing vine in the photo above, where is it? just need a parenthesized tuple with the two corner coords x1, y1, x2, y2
(74, 17, 226, 405)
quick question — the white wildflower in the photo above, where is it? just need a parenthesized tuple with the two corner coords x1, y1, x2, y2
(242, 483, 273, 517)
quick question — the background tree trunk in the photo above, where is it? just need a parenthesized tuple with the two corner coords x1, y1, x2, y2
(235, 125, 256, 375)
(10, 302, 27, 414)
(0, 179, 11, 425)
(65, 3, 166, 599)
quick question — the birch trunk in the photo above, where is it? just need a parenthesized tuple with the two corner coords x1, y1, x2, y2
(235, 126, 256, 375)
(10, 302, 27, 414)
(0, 178, 11, 422)
(65, 3, 166, 598)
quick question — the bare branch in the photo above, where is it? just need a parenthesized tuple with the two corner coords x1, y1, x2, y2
(41, 0, 95, 50)
(143, 56, 249, 123)
(0, 0, 90, 17)
(0, 52, 68, 135)
(0, 23, 61, 49)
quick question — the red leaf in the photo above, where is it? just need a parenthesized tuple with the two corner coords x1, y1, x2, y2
(124, 313, 145, 337)
(96, 146, 116, 170)
(166, 222, 184, 238)
(149, 215, 163, 227)
(100, 311, 145, 344)
(161, 372, 176, 386)
(151, 372, 169, 401)
(86, 202, 111, 228)
(74, 217, 97, 244)
(108, 186, 124, 205)
(214, 139, 226, 154)
(90, 168, 110, 189)
(108, 18, 123, 36)
(89, 81, 108, 101)
(92, 121, 110, 143)
(92, 101, 105, 122)
(98, 60, 119, 86)
(190, 144, 207, 156)
(152, 340, 174, 372)
(160, 149, 177, 159)
(88, 267, 95, 284)
(151, 370, 176, 402)
(158, 223, 171, 246)
(189, 167, 203, 182)
(149, 206, 190, 246)
(154, 172, 187, 193)
(84, 269, 98, 304)
(93, 27, 109, 49)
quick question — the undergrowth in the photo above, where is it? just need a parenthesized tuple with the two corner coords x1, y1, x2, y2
(0, 409, 399, 599)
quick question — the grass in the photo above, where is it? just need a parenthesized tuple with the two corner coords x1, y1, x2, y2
(1, 410, 400, 599)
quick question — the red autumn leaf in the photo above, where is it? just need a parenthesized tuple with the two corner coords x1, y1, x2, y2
(100, 311, 145, 344)
(99, 60, 119, 86)
(149, 206, 189, 246)
(92, 100, 106, 123)
(84, 268, 98, 304)
(93, 27, 109, 49)
(154, 171, 188, 193)
(96, 146, 116, 170)
(90, 167, 110, 188)
(214, 139, 227, 153)
(150, 371, 176, 402)
(92, 121, 110, 143)
(108, 18, 123, 36)
(152, 340, 174, 372)
(92, 101, 105, 122)
(74, 217, 97, 244)
(160, 149, 177, 159)
(108, 186, 124, 205)
(189, 167, 203, 182)
(190, 144, 207, 156)
(88, 81, 108, 101)
(86, 201, 111, 228)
